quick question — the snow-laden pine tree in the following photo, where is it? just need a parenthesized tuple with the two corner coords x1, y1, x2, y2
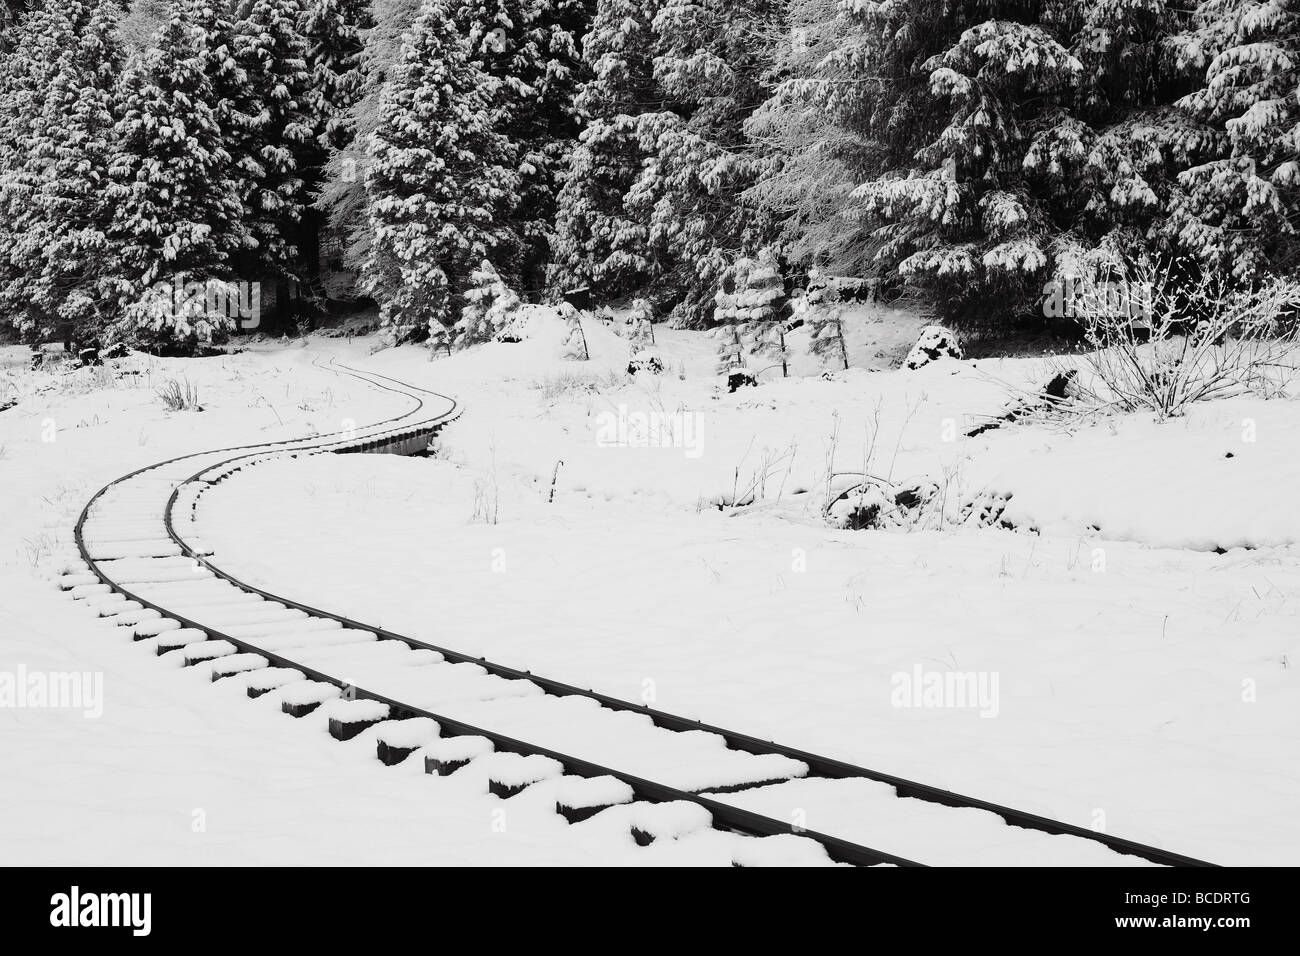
(0, 0, 124, 346)
(626, 297, 654, 350)
(230, 0, 323, 284)
(362, 0, 518, 343)
(428, 320, 451, 355)
(183, 0, 245, 109)
(553, 0, 782, 326)
(316, 0, 422, 288)
(803, 269, 849, 371)
(712, 257, 750, 322)
(300, 0, 371, 150)
(183, 0, 252, 258)
(105, 6, 245, 351)
(0, 1, 93, 341)
(1168, 0, 1299, 279)
(319, 0, 589, 298)
(713, 325, 746, 376)
(628, 0, 780, 327)
(738, 249, 789, 376)
(118, 0, 171, 52)
(0, 2, 75, 153)
(455, 259, 520, 347)
(0, 2, 90, 340)
(458, 0, 590, 290)
(551, 0, 666, 300)
(712, 260, 751, 373)
(750, 0, 1198, 327)
(0, 3, 68, 159)
(849, 5, 1079, 324)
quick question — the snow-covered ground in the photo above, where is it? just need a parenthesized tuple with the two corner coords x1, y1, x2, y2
(0, 345, 768, 864)
(3, 308, 1298, 865)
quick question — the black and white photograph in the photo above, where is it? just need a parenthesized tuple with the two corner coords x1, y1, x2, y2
(0, 0, 1293, 921)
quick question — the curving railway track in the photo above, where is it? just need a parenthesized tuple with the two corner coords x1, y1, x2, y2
(61, 358, 1214, 867)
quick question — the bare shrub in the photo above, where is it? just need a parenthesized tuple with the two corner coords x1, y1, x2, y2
(1061, 259, 1300, 419)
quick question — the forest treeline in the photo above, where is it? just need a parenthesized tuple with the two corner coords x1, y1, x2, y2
(0, 0, 1294, 352)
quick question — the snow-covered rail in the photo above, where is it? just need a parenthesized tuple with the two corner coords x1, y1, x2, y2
(65, 360, 1214, 867)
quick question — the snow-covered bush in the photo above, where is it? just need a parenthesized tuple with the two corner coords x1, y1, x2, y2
(825, 476, 940, 531)
(725, 367, 757, 393)
(904, 326, 963, 369)
(115, 276, 241, 356)
(627, 348, 663, 375)
(1064, 260, 1300, 419)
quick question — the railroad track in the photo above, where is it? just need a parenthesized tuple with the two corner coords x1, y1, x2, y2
(62, 358, 1214, 867)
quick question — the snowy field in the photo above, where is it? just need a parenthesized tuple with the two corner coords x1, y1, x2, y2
(0, 345, 758, 864)
(2, 311, 1298, 865)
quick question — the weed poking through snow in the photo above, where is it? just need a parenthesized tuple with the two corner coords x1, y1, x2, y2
(157, 377, 202, 412)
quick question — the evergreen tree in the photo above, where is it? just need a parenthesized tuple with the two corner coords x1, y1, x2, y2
(301, 0, 371, 150)
(229, 0, 323, 286)
(0, 2, 89, 339)
(3, 0, 125, 346)
(0, 3, 72, 161)
(317, 0, 422, 288)
(554, 0, 780, 326)
(1169, 0, 1299, 278)
(320, 0, 590, 298)
(712, 261, 750, 372)
(630, 0, 781, 326)
(458, 0, 590, 290)
(626, 296, 654, 350)
(551, 0, 666, 299)
(428, 319, 452, 354)
(119, 0, 171, 52)
(105, 6, 245, 349)
(739, 248, 789, 375)
(804, 269, 848, 370)
(363, 0, 517, 342)
(454, 259, 519, 347)
(750, 0, 1199, 328)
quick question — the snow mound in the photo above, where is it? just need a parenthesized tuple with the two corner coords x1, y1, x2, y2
(904, 325, 962, 369)
(627, 348, 664, 375)
(965, 397, 1300, 550)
